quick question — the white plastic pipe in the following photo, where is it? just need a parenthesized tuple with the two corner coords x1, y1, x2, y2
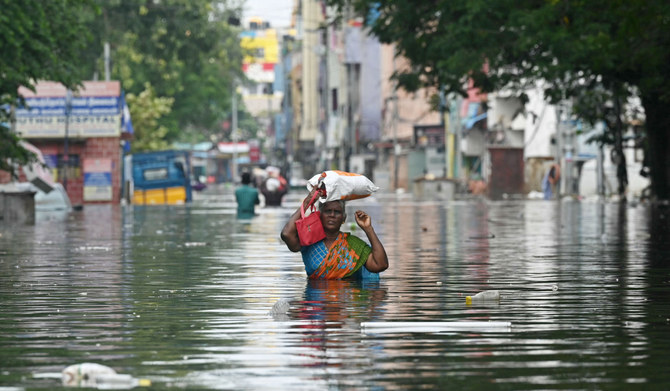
(361, 321, 512, 334)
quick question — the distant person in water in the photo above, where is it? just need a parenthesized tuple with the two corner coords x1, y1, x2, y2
(542, 163, 561, 200)
(261, 166, 288, 207)
(280, 187, 388, 279)
(235, 172, 259, 218)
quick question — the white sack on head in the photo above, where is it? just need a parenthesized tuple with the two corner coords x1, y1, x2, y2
(307, 170, 379, 202)
(265, 166, 280, 176)
(265, 177, 281, 192)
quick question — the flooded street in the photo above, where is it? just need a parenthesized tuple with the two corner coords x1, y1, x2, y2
(2, 189, 670, 390)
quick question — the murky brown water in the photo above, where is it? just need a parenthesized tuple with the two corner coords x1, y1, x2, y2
(1, 189, 670, 390)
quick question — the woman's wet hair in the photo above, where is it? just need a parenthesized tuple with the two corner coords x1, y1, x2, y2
(319, 200, 346, 221)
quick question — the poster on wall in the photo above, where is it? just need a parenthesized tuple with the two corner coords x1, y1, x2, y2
(83, 158, 112, 201)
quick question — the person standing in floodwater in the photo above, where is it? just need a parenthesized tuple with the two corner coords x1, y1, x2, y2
(280, 187, 388, 279)
(542, 163, 561, 200)
(260, 167, 288, 207)
(235, 172, 259, 219)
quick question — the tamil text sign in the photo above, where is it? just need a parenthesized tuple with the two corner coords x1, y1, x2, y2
(16, 81, 122, 138)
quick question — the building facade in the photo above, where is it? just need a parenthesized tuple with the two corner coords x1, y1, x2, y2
(1, 81, 131, 206)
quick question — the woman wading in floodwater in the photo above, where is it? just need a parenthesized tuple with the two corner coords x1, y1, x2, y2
(280, 188, 388, 279)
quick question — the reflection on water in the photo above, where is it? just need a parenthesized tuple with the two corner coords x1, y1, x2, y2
(1, 192, 670, 390)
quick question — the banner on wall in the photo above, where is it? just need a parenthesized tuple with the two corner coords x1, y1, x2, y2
(15, 81, 124, 139)
(83, 158, 113, 201)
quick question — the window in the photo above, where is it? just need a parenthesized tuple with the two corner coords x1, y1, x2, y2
(56, 154, 80, 182)
(143, 168, 168, 181)
(253, 48, 265, 59)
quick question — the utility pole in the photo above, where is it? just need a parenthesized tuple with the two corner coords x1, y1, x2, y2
(104, 42, 110, 81)
(62, 89, 72, 191)
(323, 10, 330, 169)
(345, 63, 354, 173)
(392, 57, 399, 190)
(267, 85, 272, 156)
(596, 142, 605, 196)
(340, 5, 350, 172)
(231, 80, 238, 183)
(555, 105, 564, 197)
(453, 95, 462, 180)
(441, 88, 450, 178)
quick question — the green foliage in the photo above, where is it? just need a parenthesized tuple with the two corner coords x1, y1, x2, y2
(237, 114, 261, 141)
(328, 0, 670, 199)
(0, 124, 35, 178)
(83, 0, 245, 144)
(0, 0, 97, 177)
(329, 0, 668, 100)
(0, 0, 97, 104)
(126, 83, 174, 152)
(1, 0, 249, 176)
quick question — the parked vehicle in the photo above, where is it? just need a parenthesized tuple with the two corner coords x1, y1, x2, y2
(126, 150, 192, 205)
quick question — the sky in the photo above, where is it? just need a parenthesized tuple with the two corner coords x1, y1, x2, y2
(243, 0, 294, 29)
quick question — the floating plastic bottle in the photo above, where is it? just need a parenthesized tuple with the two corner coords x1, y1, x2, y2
(465, 290, 500, 305)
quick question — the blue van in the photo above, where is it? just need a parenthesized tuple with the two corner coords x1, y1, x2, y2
(128, 150, 192, 205)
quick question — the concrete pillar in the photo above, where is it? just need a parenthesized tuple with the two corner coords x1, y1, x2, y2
(0, 190, 36, 224)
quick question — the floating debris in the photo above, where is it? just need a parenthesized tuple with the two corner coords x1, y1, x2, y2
(465, 290, 500, 305)
(184, 242, 208, 247)
(61, 363, 150, 389)
(269, 298, 291, 316)
(361, 321, 512, 334)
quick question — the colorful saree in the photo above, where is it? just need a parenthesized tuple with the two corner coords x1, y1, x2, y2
(300, 232, 378, 280)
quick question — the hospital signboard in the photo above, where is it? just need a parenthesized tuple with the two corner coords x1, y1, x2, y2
(15, 81, 122, 138)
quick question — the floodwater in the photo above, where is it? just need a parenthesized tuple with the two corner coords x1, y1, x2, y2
(1, 188, 670, 390)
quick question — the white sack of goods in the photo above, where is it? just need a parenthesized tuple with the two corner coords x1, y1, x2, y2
(307, 170, 379, 202)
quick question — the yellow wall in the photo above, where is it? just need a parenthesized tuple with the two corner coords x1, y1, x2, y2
(241, 29, 279, 65)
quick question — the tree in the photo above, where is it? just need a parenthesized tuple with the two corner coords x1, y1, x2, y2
(126, 83, 174, 152)
(0, 124, 34, 177)
(81, 0, 245, 145)
(0, 0, 97, 177)
(327, 0, 670, 200)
